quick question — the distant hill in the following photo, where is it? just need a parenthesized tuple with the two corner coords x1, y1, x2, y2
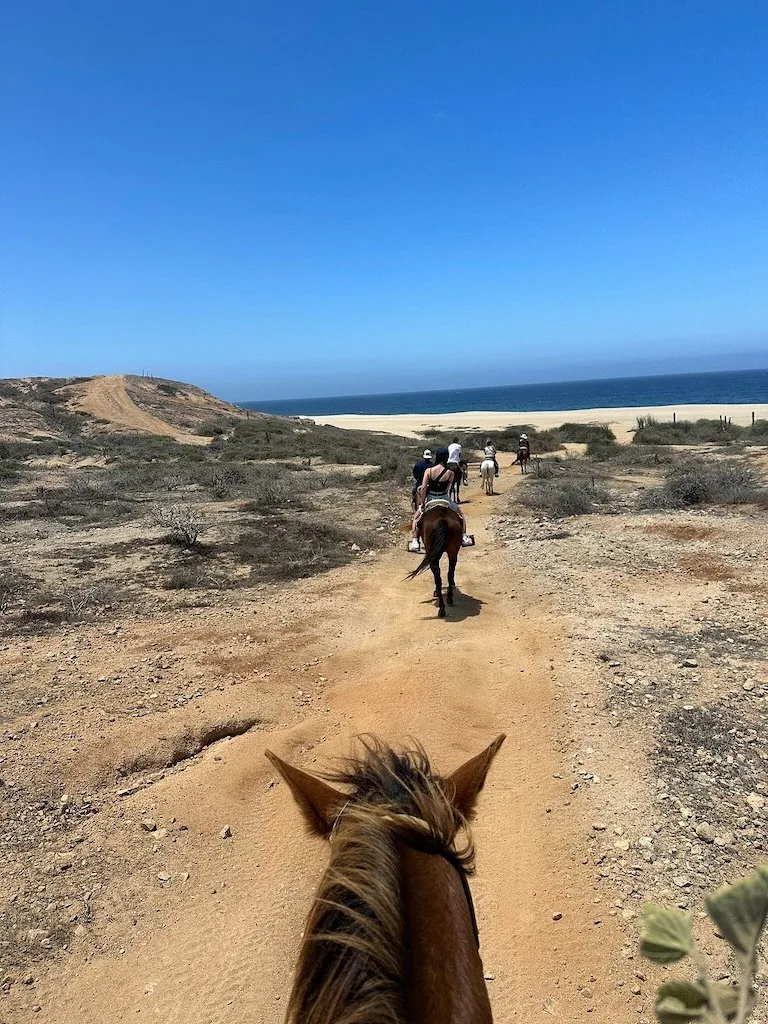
(0, 374, 250, 444)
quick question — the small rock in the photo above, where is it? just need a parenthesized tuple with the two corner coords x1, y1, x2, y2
(673, 876, 691, 888)
(351, 543, 361, 552)
(140, 819, 157, 833)
(154, 828, 169, 840)
(681, 659, 698, 668)
(74, 924, 87, 937)
(552, 912, 563, 921)
(743, 680, 755, 692)
(592, 822, 607, 831)
(219, 825, 232, 839)
(746, 793, 765, 812)
(714, 831, 735, 847)
(695, 822, 716, 844)
(614, 839, 631, 852)
(484, 972, 495, 981)
(157, 873, 171, 882)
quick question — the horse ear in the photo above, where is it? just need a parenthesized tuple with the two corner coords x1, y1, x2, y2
(446, 734, 506, 819)
(265, 750, 347, 836)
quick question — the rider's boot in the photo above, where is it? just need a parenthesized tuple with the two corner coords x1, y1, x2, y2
(461, 534, 475, 547)
(408, 537, 421, 552)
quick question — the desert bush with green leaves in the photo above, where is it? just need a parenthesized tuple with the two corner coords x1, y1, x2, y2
(517, 476, 611, 518)
(633, 418, 768, 446)
(640, 865, 767, 1024)
(638, 459, 766, 510)
(423, 424, 563, 455)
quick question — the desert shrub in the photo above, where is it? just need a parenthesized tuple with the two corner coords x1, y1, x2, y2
(196, 419, 227, 437)
(61, 581, 120, 618)
(552, 422, 615, 443)
(0, 381, 18, 399)
(638, 458, 765, 509)
(585, 437, 623, 461)
(749, 418, 768, 436)
(227, 417, 420, 470)
(633, 417, 746, 446)
(530, 456, 565, 479)
(162, 565, 223, 590)
(517, 477, 610, 518)
(156, 382, 179, 396)
(639, 866, 768, 1024)
(0, 568, 32, 614)
(223, 515, 372, 581)
(153, 504, 205, 547)
(424, 425, 563, 456)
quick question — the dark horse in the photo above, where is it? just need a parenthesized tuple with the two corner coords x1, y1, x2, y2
(449, 460, 469, 503)
(407, 503, 463, 617)
(516, 446, 530, 474)
(266, 734, 505, 1024)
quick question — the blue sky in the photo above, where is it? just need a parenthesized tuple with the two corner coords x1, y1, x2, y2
(1, 1, 766, 401)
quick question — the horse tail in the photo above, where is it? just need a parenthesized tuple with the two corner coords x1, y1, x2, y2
(406, 516, 450, 580)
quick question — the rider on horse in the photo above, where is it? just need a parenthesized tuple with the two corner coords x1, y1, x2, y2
(483, 439, 500, 477)
(409, 447, 473, 552)
(411, 448, 433, 510)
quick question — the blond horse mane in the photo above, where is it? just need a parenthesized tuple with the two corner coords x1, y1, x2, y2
(285, 739, 475, 1024)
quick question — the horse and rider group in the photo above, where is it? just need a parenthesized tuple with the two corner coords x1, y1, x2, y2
(406, 433, 531, 617)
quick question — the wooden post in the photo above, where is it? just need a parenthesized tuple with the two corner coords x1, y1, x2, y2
(673, 412, 676, 424)
(753, 411, 756, 426)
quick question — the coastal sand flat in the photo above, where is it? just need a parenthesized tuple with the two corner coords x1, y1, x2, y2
(23, 467, 633, 1024)
(310, 403, 768, 440)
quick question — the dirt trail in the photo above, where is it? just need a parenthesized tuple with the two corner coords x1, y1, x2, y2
(31, 470, 633, 1023)
(72, 375, 210, 444)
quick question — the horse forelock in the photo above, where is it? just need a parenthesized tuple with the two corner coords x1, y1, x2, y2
(285, 739, 475, 1024)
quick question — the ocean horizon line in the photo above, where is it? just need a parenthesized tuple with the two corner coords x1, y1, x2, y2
(242, 367, 768, 418)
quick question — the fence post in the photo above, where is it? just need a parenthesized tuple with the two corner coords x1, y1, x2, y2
(753, 411, 755, 426)
(673, 412, 676, 424)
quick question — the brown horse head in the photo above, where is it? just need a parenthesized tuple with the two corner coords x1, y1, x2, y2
(266, 734, 506, 1023)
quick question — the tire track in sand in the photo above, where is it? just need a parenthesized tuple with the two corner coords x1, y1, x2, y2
(73, 375, 210, 444)
(31, 465, 637, 1024)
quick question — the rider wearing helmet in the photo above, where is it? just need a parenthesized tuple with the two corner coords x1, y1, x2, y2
(409, 447, 474, 552)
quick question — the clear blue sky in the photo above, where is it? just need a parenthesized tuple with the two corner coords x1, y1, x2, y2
(2, 1, 766, 401)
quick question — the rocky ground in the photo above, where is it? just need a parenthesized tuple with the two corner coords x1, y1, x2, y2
(496, 473, 768, 1013)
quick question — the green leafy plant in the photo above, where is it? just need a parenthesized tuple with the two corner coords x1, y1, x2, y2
(640, 865, 768, 1024)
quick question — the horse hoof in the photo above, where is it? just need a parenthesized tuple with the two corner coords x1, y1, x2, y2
(438, 607, 446, 618)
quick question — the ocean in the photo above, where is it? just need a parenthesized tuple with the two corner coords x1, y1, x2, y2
(244, 368, 768, 417)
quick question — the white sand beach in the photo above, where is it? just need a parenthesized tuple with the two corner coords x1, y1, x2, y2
(310, 403, 768, 440)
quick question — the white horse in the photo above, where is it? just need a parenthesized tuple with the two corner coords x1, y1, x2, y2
(480, 458, 495, 495)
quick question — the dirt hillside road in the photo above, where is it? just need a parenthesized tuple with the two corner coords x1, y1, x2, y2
(32, 468, 634, 1024)
(71, 375, 210, 444)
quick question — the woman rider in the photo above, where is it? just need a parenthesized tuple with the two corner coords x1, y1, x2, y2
(409, 447, 473, 551)
(483, 438, 500, 477)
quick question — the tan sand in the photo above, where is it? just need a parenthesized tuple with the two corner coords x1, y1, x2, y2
(310, 403, 768, 440)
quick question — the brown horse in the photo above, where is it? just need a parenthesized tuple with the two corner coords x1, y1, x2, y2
(266, 734, 506, 1024)
(449, 460, 468, 503)
(517, 446, 530, 474)
(407, 503, 463, 617)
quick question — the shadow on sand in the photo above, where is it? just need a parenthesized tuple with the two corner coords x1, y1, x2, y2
(419, 589, 484, 622)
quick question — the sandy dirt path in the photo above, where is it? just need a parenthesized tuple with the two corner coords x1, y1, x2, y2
(30, 468, 635, 1023)
(72, 375, 210, 444)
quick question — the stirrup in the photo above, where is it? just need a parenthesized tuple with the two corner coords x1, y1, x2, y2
(408, 539, 421, 552)
(461, 534, 475, 547)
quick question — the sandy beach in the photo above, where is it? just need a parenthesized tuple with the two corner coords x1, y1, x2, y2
(309, 403, 768, 440)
